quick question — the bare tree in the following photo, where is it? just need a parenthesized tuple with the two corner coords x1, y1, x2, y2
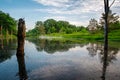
(104, 0, 116, 46)
(101, 0, 116, 79)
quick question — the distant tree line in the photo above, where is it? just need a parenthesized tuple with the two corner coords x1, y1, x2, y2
(27, 10, 120, 37)
(0, 10, 17, 36)
(27, 19, 86, 36)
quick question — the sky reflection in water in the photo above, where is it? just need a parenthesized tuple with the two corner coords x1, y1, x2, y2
(0, 39, 120, 80)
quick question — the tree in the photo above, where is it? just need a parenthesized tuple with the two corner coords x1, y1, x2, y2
(0, 25, 2, 36)
(44, 19, 57, 33)
(0, 11, 17, 36)
(100, 10, 119, 30)
(87, 18, 98, 31)
(56, 20, 69, 33)
(27, 19, 86, 36)
(35, 21, 45, 35)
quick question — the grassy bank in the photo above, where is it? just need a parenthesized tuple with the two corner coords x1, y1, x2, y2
(45, 29, 120, 41)
(0, 35, 17, 39)
(27, 29, 120, 41)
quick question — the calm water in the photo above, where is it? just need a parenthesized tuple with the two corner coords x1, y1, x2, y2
(0, 39, 120, 80)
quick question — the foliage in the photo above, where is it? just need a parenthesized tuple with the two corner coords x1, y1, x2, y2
(26, 21, 46, 37)
(87, 18, 98, 31)
(99, 10, 119, 31)
(0, 10, 17, 36)
(27, 19, 86, 36)
(44, 19, 57, 34)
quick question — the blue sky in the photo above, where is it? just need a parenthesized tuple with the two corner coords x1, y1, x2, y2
(0, 0, 120, 30)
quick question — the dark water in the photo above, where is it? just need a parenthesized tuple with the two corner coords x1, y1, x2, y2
(0, 39, 120, 80)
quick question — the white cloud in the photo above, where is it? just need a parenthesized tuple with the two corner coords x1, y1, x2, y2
(34, 0, 120, 14)
(33, 0, 104, 20)
(69, 20, 88, 27)
(42, 16, 88, 26)
(33, 0, 120, 26)
(35, 8, 85, 15)
(43, 16, 67, 20)
(34, 0, 104, 13)
(33, 0, 69, 7)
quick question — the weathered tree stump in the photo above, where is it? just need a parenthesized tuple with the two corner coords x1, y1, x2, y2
(17, 18, 26, 56)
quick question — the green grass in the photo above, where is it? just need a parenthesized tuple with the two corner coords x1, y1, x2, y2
(0, 35, 17, 39)
(45, 31, 104, 41)
(27, 29, 120, 42)
(45, 29, 120, 41)
(108, 29, 120, 41)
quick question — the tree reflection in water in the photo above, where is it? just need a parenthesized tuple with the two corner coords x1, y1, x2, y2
(28, 39, 119, 62)
(27, 38, 87, 54)
(0, 39, 17, 63)
(27, 38, 120, 80)
(86, 43, 118, 63)
(86, 42, 119, 80)
(101, 40, 108, 80)
(0, 38, 3, 49)
(28, 38, 119, 62)
(16, 54, 28, 80)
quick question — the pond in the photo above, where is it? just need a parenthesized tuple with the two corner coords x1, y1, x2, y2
(0, 39, 120, 80)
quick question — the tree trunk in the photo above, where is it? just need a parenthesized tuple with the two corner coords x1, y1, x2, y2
(0, 25, 2, 37)
(104, 0, 109, 49)
(16, 18, 26, 56)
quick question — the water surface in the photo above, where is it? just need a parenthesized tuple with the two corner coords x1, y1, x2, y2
(0, 39, 120, 80)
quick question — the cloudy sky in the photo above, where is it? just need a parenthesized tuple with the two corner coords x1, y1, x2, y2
(0, 0, 120, 30)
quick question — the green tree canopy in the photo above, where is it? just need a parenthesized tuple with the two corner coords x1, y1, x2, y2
(27, 19, 87, 36)
(0, 10, 17, 35)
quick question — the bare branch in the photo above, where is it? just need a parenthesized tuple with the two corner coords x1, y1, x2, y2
(109, 0, 116, 8)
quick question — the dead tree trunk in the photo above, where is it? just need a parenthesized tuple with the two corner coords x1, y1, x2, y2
(104, 0, 109, 49)
(16, 18, 26, 56)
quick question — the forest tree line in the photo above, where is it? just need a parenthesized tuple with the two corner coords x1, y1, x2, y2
(0, 10, 17, 37)
(27, 19, 86, 36)
(27, 10, 120, 37)
(0, 10, 119, 38)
